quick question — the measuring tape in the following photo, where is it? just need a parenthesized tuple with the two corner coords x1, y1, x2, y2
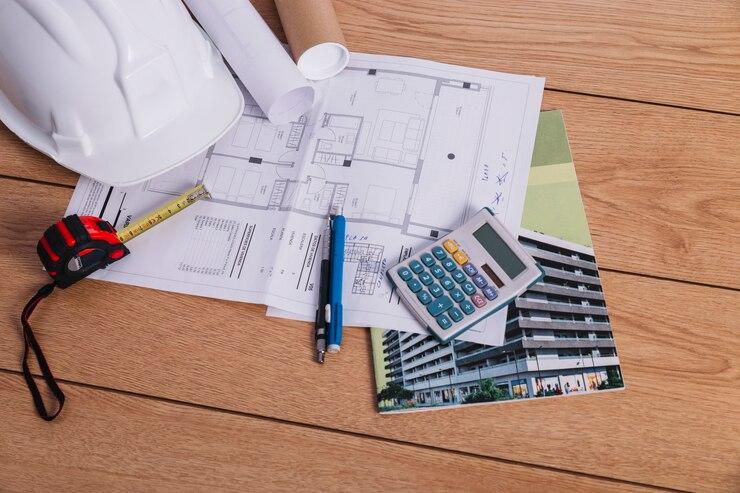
(116, 184, 210, 243)
(21, 184, 209, 421)
(38, 184, 209, 288)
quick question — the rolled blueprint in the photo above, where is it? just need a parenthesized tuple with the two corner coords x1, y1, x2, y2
(183, 0, 315, 124)
(274, 0, 349, 80)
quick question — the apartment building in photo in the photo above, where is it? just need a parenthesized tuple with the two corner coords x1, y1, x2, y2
(380, 229, 623, 408)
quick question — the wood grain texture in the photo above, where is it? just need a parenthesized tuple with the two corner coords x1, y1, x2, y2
(1, 2, 738, 490)
(255, 0, 740, 113)
(1, 88, 738, 288)
(1, 181, 738, 491)
(1, 374, 651, 493)
(0, 126, 77, 186)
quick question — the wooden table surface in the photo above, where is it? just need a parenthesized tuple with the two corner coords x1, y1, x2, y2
(1, 1, 738, 491)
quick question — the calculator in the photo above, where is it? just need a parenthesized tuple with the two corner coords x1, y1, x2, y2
(387, 208, 544, 342)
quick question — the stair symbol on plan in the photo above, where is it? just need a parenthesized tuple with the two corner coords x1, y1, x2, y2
(268, 180, 288, 208)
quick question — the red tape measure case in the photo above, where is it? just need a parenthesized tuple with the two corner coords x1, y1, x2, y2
(37, 215, 130, 288)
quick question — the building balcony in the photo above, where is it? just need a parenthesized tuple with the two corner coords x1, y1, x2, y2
(400, 333, 429, 353)
(402, 344, 453, 369)
(383, 330, 399, 342)
(402, 360, 457, 381)
(399, 332, 417, 345)
(515, 298, 609, 316)
(514, 317, 612, 332)
(453, 340, 484, 353)
(528, 282, 605, 301)
(406, 362, 523, 391)
(525, 355, 620, 373)
(384, 344, 401, 358)
(524, 337, 615, 349)
(541, 266, 602, 286)
(387, 370, 403, 380)
(455, 336, 615, 366)
(401, 337, 450, 363)
(527, 247, 597, 271)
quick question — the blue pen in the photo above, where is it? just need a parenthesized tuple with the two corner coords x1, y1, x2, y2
(326, 208, 345, 354)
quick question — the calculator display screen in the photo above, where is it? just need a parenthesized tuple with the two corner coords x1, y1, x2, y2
(472, 223, 526, 279)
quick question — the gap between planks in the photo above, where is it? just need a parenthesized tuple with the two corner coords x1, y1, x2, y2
(544, 88, 740, 118)
(0, 169, 735, 294)
(0, 368, 686, 493)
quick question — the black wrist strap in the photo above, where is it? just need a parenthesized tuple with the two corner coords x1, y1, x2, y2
(20, 283, 65, 421)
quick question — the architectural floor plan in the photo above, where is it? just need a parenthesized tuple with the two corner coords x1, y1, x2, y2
(66, 52, 544, 345)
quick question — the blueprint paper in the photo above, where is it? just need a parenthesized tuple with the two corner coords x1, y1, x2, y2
(64, 52, 544, 346)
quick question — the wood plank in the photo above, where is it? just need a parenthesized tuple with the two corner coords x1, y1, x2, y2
(543, 93, 740, 289)
(253, 0, 740, 113)
(0, 126, 77, 186)
(1, 181, 738, 491)
(1, 90, 738, 287)
(0, 373, 648, 493)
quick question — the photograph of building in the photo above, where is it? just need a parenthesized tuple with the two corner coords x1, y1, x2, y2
(376, 229, 623, 411)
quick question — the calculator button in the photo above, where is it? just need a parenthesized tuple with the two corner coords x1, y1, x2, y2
(417, 290, 433, 305)
(461, 281, 477, 295)
(462, 263, 478, 276)
(453, 251, 469, 265)
(407, 279, 423, 293)
(450, 288, 465, 303)
(459, 300, 475, 315)
(441, 258, 456, 271)
(427, 296, 453, 316)
(482, 286, 498, 300)
(443, 239, 458, 253)
(471, 294, 487, 308)
(451, 269, 466, 283)
(420, 253, 435, 266)
(430, 265, 445, 278)
(429, 283, 444, 298)
(448, 307, 464, 322)
(440, 277, 455, 291)
(409, 260, 424, 273)
(418, 272, 434, 285)
(397, 266, 413, 281)
(432, 246, 447, 260)
(472, 274, 488, 288)
(436, 313, 453, 330)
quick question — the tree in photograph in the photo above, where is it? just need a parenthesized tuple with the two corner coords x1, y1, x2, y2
(377, 382, 414, 404)
(463, 378, 510, 404)
(598, 366, 624, 390)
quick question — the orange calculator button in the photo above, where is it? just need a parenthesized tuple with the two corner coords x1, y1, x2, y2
(453, 250, 469, 265)
(443, 240, 458, 253)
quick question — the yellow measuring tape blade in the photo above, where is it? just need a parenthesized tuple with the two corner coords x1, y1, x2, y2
(116, 184, 210, 243)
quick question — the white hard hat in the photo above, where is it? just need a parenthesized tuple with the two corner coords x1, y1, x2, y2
(0, 0, 244, 186)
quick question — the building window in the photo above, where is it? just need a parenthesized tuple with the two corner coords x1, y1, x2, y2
(557, 349, 581, 359)
(511, 379, 528, 398)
